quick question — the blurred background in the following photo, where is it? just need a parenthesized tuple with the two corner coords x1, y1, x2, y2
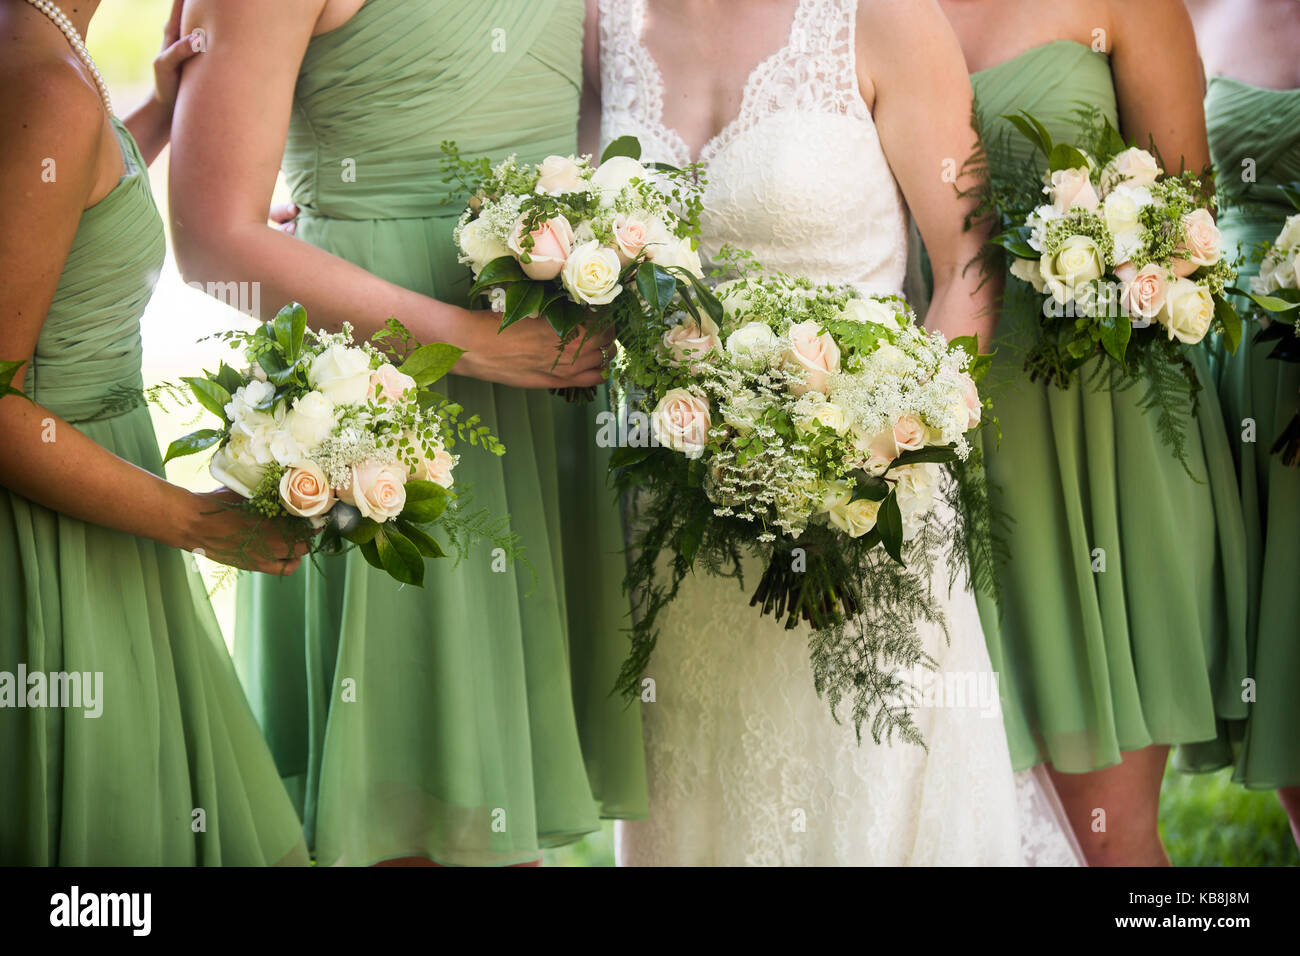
(89, 0, 1294, 868)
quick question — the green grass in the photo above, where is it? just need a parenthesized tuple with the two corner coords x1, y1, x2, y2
(1160, 766, 1298, 867)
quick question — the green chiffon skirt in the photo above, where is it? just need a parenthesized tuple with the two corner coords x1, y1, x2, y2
(974, 282, 1250, 774)
(0, 405, 309, 865)
(234, 212, 646, 867)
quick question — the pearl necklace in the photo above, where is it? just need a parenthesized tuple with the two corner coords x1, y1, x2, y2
(24, 0, 113, 115)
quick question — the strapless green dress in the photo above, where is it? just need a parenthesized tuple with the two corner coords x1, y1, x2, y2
(969, 41, 1249, 773)
(1173, 78, 1300, 788)
(0, 119, 307, 865)
(232, 0, 647, 866)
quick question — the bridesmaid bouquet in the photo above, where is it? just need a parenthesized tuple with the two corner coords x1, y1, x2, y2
(161, 304, 513, 585)
(442, 136, 706, 401)
(610, 268, 989, 742)
(1242, 186, 1300, 464)
(992, 110, 1242, 463)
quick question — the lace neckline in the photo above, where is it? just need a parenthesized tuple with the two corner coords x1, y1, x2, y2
(630, 0, 813, 166)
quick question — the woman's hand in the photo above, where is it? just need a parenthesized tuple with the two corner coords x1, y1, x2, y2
(186, 488, 315, 575)
(125, 0, 205, 164)
(447, 306, 617, 390)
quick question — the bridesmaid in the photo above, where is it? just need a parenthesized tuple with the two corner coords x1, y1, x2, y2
(1177, 0, 1300, 849)
(936, 0, 1249, 864)
(169, 0, 647, 866)
(0, 0, 308, 864)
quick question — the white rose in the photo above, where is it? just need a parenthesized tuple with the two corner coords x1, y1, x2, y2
(561, 240, 623, 305)
(724, 321, 780, 364)
(1041, 234, 1105, 303)
(224, 379, 275, 424)
(534, 154, 587, 196)
(283, 390, 337, 452)
(1100, 147, 1162, 193)
(807, 400, 851, 434)
(650, 388, 711, 458)
(456, 216, 512, 274)
(649, 234, 704, 277)
(713, 279, 755, 317)
(1157, 277, 1214, 344)
(893, 462, 941, 540)
(1275, 214, 1300, 251)
(590, 155, 648, 203)
(1009, 256, 1048, 293)
(308, 344, 373, 405)
(841, 296, 907, 328)
(827, 496, 881, 538)
(209, 443, 269, 499)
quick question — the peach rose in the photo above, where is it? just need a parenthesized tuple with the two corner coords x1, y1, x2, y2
(611, 213, 668, 266)
(279, 460, 336, 518)
(369, 363, 417, 403)
(953, 371, 981, 429)
(420, 447, 457, 489)
(661, 316, 721, 367)
(509, 214, 574, 281)
(892, 414, 928, 452)
(1049, 167, 1099, 214)
(1115, 261, 1169, 319)
(1171, 208, 1223, 277)
(650, 388, 712, 458)
(338, 461, 408, 522)
(783, 321, 841, 395)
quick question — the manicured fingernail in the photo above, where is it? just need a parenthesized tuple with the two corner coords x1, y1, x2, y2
(190, 29, 207, 53)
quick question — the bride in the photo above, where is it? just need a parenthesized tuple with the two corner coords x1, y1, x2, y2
(584, 0, 1083, 865)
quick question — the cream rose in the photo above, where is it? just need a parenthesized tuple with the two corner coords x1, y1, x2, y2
(828, 497, 881, 538)
(369, 363, 417, 403)
(308, 344, 374, 405)
(1010, 257, 1048, 293)
(808, 401, 851, 434)
(649, 235, 704, 277)
(509, 214, 574, 281)
(841, 296, 906, 328)
(534, 154, 586, 196)
(1171, 208, 1223, 276)
(1114, 261, 1169, 320)
(725, 320, 780, 364)
(560, 240, 622, 305)
(1042, 234, 1105, 303)
(661, 316, 721, 366)
(1157, 277, 1214, 344)
(338, 461, 408, 522)
(650, 388, 711, 458)
(590, 155, 648, 203)
(784, 320, 842, 395)
(284, 390, 337, 452)
(457, 216, 512, 274)
(1048, 166, 1099, 213)
(1100, 147, 1161, 193)
(279, 460, 336, 518)
(209, 443, 268, 499)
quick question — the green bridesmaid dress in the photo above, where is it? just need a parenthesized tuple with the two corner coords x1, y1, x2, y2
(1173, 78, 1300, 787)
(0, 119, 308, 865)
(969, 41, 1249, 773)
(232, 0, 647, 866)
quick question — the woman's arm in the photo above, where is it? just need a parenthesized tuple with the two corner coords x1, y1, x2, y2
(0, 67, 307, 575)
(861, 0, 998, 347)
(170, 0, 608, 390)
(579, 0, 602, 160)
(1110, 0, 1210, 173)
(120, 0, 203, 165)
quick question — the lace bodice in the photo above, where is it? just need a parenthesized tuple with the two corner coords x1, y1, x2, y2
(599, 0, 907, 293)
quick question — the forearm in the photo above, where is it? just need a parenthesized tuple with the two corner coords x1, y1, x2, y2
(172, 218, 463, 343)
(0, 400, 198, 551)
(122, 95, 170, 167)
(925, 258, 1000, 348)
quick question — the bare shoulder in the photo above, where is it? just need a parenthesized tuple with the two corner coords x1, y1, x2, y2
(0, 54, 104, 182)
(856, 0, 958, 65)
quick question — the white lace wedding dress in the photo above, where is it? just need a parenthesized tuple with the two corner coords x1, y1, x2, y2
(599, 0, 1083, 866)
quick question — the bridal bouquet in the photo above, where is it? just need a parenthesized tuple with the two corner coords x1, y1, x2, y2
(610, 268, 989, 742)
(442, 136, 706, 401)
(161, 304, 513, 584)
(992, 110, 1242, 464)
(1240, 186, 1300, 464)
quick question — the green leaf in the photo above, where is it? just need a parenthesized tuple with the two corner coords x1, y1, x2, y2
(678, 514, 707, 565)
(636, 262, 678, 318)
(850, 475, 891, 502)
(182, 376, 232, 423)
(1276, 182, 1300, 214)
(162, 428, 223, 464)
(1001, 111, 1054, 159)
(400, 342, 465, 386)
(358, 538, 385, 571)
(542, 298, 587, 339)
(1215, 296, 1243, 355)
(1097, 306, 1132, 365)
(342, 517, 381, 545)
(401, 479, 452, 524)
(674, 267, 723, 326)
(213, 362, 245, 396)
(273, 302, 307, 361)
(889, 445, 961, 468)
(1230, 287, 1300, 314)
(0, 359, 31, 402)
(468, 255, 527, 298)
(876, 491, 905, 565)
(990, 227, 1038, 260)
(1048, 142, 1090, 173)
(396, 519, 446, 559)
(609, 444, 656, 470)
(376, 526, 425, 586)
(600, 135, 642, 163)
(1099, 117, 1128, 158)
(502, 280, 545, 331)
(256, 351, 304, 388)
